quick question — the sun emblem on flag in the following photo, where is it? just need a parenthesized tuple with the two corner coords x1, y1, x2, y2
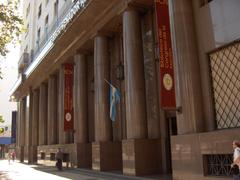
(65, 112, 72, 122)
(163, 73, 173, 91)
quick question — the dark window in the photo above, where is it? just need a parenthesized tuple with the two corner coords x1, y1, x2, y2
(54, 0, 59, 18)
(45, 15, 49, 26)
(26, 3, 30, 18)
(37, 28, 41, 40)
(38, 4, 42, 18)
(40, 153, 45, 160)
(63, 153, 69, 162)
(50, 153, 55, 161)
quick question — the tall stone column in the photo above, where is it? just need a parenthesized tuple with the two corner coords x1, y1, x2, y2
(16, 102, 20, 147)
(31, 89, 39, 163)
(170, 0, 204, 134)
(39, 83, 47, 145)
(19, 98, 26, 162)
(92, 36, 122, 171)
(142, 10, 160, 139)
(26, 90, 33, 164)
(74, 54, 88, 143)
(73, 53, 92, 168)
(94, 35, 111, 142)
(32, 89, 39, 145)
(123, 10, 147, 139)
(47, 75, 57, 145)
(58, 66, 70, 144)
(122, 9, 159, 176)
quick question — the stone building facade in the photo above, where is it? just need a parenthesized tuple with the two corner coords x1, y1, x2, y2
(10, 0, 240, 179)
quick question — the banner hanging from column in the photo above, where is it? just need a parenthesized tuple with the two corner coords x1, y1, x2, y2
(155, 0, 176, 109)
(64, 63, 74, 131)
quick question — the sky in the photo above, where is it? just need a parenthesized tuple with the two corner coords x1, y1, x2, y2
(0, 44, 19, 126)
(0, 0, 23, 126)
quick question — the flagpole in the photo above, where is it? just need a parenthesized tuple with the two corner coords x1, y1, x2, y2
(104, 79, 114, 88)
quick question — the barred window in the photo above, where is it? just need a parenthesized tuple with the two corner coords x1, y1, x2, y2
(203, 154, 233, 177)
(209, 42, 240, 129)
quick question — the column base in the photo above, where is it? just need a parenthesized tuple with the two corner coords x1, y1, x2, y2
(122, 139, 161, 176)
(76, 143, 92, 168)
(27, 146, 38, 164)
(19, 146, 24, 162)
(92, 141, 122, 171)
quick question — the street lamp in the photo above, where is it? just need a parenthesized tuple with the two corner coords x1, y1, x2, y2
(116, 62, 124, 81)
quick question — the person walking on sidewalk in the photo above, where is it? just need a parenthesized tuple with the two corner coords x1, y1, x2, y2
(231, 140, 240, 180)
(55, 148, 63, 171)
(7, 151, 11, 164)
(11, 150, 16, 162)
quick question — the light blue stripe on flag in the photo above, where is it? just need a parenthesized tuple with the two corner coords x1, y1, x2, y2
(110, 84, 120, 121)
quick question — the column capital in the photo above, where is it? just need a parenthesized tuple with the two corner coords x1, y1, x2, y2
(91, 30, 115, 40)
(76, 49, 92, 56)
(123, 1, 152, 13)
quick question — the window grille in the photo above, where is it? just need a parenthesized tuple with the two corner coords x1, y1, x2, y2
(204, 154, 233, 177)
(40, 152, 45, 160)
(50, 153, 55, 161)
(209, 42, 240, 129)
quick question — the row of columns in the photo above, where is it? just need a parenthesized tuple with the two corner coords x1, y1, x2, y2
(17, 8, 150, 171)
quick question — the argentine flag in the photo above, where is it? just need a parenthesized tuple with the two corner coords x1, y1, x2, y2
(110, 84, 120, 121)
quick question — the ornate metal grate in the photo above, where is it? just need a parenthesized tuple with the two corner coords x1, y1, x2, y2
(209, 42, 240, 129)
(204, 154, 233, 176)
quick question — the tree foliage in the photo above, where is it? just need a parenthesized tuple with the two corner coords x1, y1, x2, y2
(0, 0, 23, 79)
(0, 0, 23, 57)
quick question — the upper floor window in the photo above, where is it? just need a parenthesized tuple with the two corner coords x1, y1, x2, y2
(37, 28, 41, 46)
(54, 0, 59, 18)
(38, 4, 42, 18)
(45, 15, 49, 33)
(45, 15, 49, 26)
(26, 3, 30, 18)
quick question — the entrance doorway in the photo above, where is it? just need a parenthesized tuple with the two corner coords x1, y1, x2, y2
(165, 116, 177, 174)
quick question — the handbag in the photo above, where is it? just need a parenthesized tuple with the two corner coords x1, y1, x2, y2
(231, 164, 240, 175)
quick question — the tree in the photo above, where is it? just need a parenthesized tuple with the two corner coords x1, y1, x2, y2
(0, 115, 4, 123)
(0, 0, 23, 57)
(0, 115, 5, 134)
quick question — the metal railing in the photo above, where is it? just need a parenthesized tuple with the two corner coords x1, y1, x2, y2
(32, 0, 74, 62)
(31, 0, 88, 63)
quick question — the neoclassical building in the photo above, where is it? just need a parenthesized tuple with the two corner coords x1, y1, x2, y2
(10, 0, 240, 179)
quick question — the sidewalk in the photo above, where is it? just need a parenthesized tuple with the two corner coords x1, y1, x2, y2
(0, 160, 172, 180)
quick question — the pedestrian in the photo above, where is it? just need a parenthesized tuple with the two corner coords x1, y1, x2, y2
(11, 150, 15, 162)
(7, 151, 11, 164)
(55, 148, 63, 171)
(231, 140, 240, 180)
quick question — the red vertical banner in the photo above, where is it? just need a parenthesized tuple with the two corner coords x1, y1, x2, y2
(155, 0, 176, 109)
(64, 63, 74, 131)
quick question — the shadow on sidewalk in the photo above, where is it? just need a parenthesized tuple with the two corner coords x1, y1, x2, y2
(32, 164, 172, 180)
